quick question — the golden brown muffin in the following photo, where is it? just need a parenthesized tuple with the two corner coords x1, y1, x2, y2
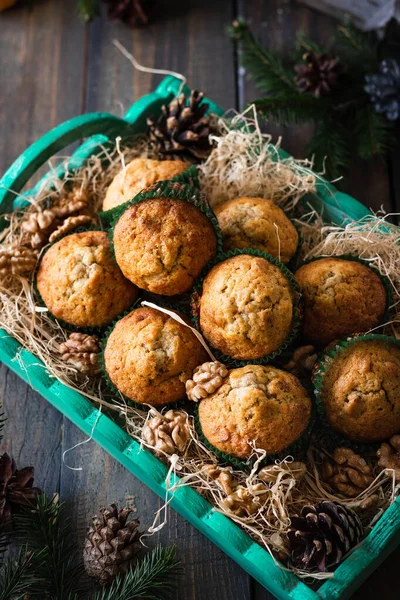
(104, 306, 208, 406)
(295, 258, 387, 346)
(102, 158, 188, 211)
(214, 197, 298, 264)
(198, 365, 312, 458)
(36, 231, 137, 328)
(113, 197, 217, 296)
(198, 254, 297, 360)
(318, 339, 400, 443)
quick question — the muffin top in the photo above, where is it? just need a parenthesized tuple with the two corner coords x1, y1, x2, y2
(198, 365, 312, 458)
(113, 196, 217, 296)
(295, 258, 387, 346)
(36, 230, 137, 328)
(102, 158, 188, 211)
(198, 254, 297, 360)
(318, 339, 400, 443)
(214, 197, 298, 264)
(104, 306, 208, 406)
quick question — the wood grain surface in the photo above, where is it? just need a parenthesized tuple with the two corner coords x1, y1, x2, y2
(0, 1, 399, 599)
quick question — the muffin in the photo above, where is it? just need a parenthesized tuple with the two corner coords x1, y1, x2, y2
(102, 158, 188, 211)
(198, 365, 312, 459)
(295, 258, 387, 346)
(197, 253, 299, 361)
(113, 194, 218, 296)
(36, 230, 137, 328)
(315, 338, 400, 443)
(104, 306, 208, 406)
(214, 197, 298, 264)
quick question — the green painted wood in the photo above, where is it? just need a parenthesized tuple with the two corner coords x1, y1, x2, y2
(0, 76, 399, 600)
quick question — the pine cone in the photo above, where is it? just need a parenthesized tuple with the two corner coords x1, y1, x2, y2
(84, 504, 141, 586)
(103, 0, 153, 27)
(21, 193, 92, 249)
(295, 51, 343, 98)
(0, 245, 38, 278)
(287, 501, 363, 572)
(141, 410, 191, 455)
(365, 58, 400, 121)
(185, 361, 228, 402)
(377, 434, 400, 480)
(147, 90, 217, 161)
(282, 345, 318, 378)
(0, 453, 41, 530)
(322, 448, 374, 498)
(60, 333, 101, 375)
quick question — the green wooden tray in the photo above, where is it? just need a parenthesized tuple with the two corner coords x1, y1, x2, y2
(0, 76, 399, 600)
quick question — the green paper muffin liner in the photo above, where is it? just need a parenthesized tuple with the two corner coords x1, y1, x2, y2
(312, 333, 400, 452)
(194, 402, 315, 471)
(191, 248, 303, 368)
(32, 224, 135, 335)
(295, 253, 393, 330)
(99, 301, 198, 411)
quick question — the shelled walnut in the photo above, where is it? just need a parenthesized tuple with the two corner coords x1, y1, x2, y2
(201, 464, 233, 495)
(377, 435, 400, 481)
(322, 447, 374, 497)
(282, 345, 318, 378)
(141, 410, 191, 456)
(0, 245, 38, 278)
(60, 332, 101, 375)
(224, 484, 268, 516)
(186, 361, 228, 401)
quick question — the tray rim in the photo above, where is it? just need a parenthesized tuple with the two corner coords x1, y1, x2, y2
(0, 75, 399, 600)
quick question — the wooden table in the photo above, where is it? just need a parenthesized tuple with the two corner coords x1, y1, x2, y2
(1, 1, 399, 598)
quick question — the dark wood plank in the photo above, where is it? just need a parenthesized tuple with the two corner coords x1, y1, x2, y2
(237, 0, 393, 215)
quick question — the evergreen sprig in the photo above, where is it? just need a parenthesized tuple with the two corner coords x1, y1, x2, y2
(92, 545, 182, 600)
(229, 19, 396, 182)
(0, 547, 44, 600)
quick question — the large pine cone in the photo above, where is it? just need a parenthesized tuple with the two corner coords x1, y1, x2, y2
(287, 501, 363, 572)
(0, 453, 41, 529)
(83, 504, 141, 586)
(295, 51, 343, 98)
(147, 90, 216, 160)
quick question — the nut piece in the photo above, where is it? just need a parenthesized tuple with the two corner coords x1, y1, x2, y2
(283, 345, 317, 378)
(201, 464, 234, 495)
(377, 435, 400, 480)
(60, 332, 101, 375)
(49, 215, 93, 243)
(258, 461, 307, 484)
(322, 447, 374, 497)
(0, 245, 38, 278)
(186, 361, 228, 402)
(224, 483, 268, 516)
(141, 410, 191, 456)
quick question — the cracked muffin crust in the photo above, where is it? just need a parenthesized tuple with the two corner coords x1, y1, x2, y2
(104, 306, 208, 406)
(113, 197, 218, 296)
(214, 197, 298, 264)
(198, 365, 312, 458)
(198, 254, 298, 360)
(36, 230, 137, 328)
(102, 158, 189, 211)
(318, 339, 400, 443)
(295, 258, 387, 346)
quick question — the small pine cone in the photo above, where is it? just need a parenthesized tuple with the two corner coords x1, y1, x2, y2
(322, 448, 374, 498)
(60, 332, 101, 375)
(283, 345, 317, 378)
(377, 435, 400, 481)
(186, 361, 228, 402)
(49, 215, 93, 243)
(201, 464, 234, 495)
(224, 483, 268, 516)
(0, 246, 38, 278)
(141, 410, 191, 456)
(0, 453, 42, 529)
(258, 461, 307, 484)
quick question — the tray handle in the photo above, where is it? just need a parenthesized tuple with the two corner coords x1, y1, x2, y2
(0, 112, 133, 212)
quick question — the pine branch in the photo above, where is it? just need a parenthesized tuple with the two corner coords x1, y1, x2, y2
(294, 30, 325, 57)
(0, 547, 44, 600)
(0, 532, 11, 565)
(354, 104, 395, 159)
(15, 494, 87, 599)
(0, 396, 5, 444)
(228, 18, 297, 95)
(92, 545, 182, 600)
(334, 23, 379, 72)
(78, 0, 101, 23)
(307, 119, 351, 181)
(252, 94, 332, 125)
